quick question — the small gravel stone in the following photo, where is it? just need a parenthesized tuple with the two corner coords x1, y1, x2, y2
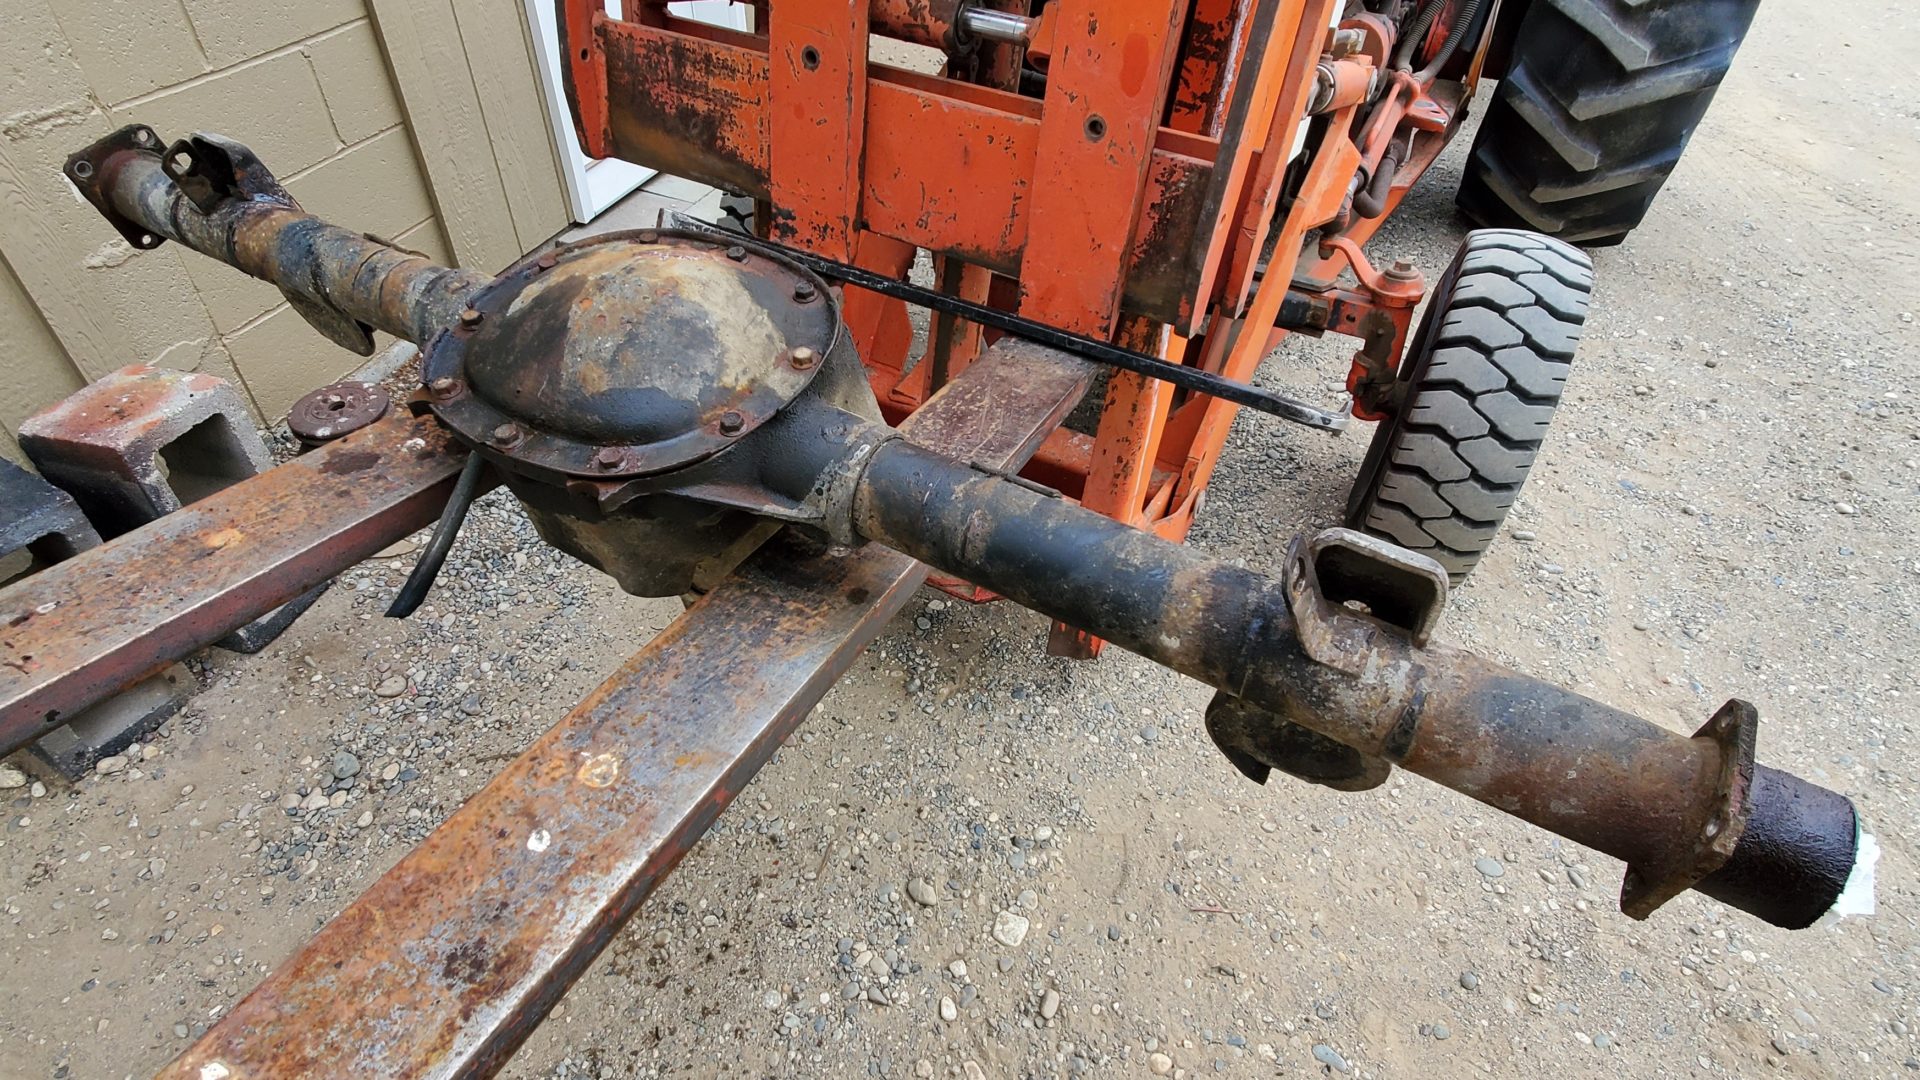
(1138, 724, 1158, 743)
(761, 990, 781, 1011)
(948, 960, 968, 979)
(1459, 972, 1479, 990)
(0, 764, 26, 789)
(1148, 1052, 1173, 1075)
(992, 910, 1030, 947)
(1311, 1043, 1351, 1073)
(94, 755, 127, 776)
(939, 996, 957, 1021)
(906, 877, 938, 906)
(1431, 1023, 1451, 1041)
(1039, 988, 1060, 1020)
(1475, 857, 1505, 879)
(373, 675, 408, 698)
(332, 751, 361, 779)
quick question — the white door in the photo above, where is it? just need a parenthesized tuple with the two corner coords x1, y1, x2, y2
(525, 1, 752, 223)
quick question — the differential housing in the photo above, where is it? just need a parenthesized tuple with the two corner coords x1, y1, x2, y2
(419, 229, 877, 595)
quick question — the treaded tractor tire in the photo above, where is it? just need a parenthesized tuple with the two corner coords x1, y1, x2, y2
(1457, 0, 1760, 245)
(1346, 230, 1593, 582)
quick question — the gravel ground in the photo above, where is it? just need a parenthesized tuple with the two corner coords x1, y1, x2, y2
(3, 3, 1917, 1077)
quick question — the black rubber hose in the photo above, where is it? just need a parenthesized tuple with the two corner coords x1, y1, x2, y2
(1416, 0, 1484, 79)
(1391, 0, 1449, 70)
(1353, 142, 1405, 219)
(386, 451, 485, 619)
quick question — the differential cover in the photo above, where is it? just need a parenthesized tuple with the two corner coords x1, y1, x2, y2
(422, 229, 837, 480)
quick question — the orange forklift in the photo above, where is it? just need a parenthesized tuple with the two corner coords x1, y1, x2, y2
(557, 0, 1758, 654)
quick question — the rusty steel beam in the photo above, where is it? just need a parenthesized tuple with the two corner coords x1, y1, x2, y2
(159, 340, 1093, 1079)
(0, 414, 467, 754)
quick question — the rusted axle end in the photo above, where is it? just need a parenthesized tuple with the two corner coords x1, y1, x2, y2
(64, 125, 489, 348)
(850, 441, 1870, 929)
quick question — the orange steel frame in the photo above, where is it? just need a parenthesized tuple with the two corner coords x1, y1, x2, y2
(559, 0, 1494, 653)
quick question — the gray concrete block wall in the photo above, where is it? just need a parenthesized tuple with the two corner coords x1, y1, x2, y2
(0, 0, 458, 460)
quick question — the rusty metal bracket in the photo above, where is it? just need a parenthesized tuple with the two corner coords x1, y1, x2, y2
(1206, 528, 1446, 793)
(161, 132, 297, 213)
(1283, 527, 1448, 675)
(1620, 698, 1758, 919)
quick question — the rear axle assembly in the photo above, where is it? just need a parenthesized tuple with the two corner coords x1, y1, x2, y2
(10, 125, 1874, 1074)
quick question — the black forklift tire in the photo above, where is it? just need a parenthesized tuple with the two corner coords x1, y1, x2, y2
(1345, 229, 1592, 582)
(1456, 0, 1761, 245)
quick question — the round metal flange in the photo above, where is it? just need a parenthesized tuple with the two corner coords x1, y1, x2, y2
(287, 381, 390, 446)
(421, 229, 838, 482)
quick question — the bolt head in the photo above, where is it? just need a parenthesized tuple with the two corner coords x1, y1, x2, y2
(459, 307, 484, 327)
(490, 422, 521, 445)
(1385, 259, 1419, 281)
(592, 446, 625, 470)
(428, 376, 455, 395)
(718, 410, 746, 435)
(788, 346, 818, 369)
(536, 252, 558, 271)
(726, 245, 748, 262)
(637, 230, 659, 243)
(793, 280, 818, 303)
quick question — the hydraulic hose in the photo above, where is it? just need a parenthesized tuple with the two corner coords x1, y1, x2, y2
(1416, 0, 1484, 79)
(1391, 0, 1449, 70)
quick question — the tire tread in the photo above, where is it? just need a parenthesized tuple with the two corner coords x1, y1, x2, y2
(1348, 231, 1593, 581)
(1456, 0, 1760, 245)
